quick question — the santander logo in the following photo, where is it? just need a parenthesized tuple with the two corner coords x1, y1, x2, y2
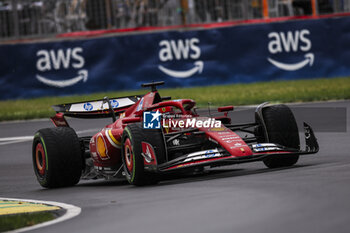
(158, 38, 203, 78)
(267, 29, 314, 71)
(36, 47, 88, 88)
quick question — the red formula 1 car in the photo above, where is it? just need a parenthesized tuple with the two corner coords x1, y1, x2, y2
(32, 81, 319, 188)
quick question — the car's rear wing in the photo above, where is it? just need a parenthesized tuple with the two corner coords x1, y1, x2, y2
(52, 95, 142, 119)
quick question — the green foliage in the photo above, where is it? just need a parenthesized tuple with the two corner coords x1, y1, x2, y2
(0, 77, 349, 121)
(0, 212, 55, 232)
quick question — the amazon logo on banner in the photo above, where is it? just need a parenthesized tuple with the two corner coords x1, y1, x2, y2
(35, 47, 88, 88)
(267, 29, 314, 71)
(158, 38, 203, 78)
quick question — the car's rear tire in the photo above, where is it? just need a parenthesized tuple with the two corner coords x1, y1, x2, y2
(260, 104, 300, 168)
(121, 123, 166, 186)
(32, 127, 83, 188)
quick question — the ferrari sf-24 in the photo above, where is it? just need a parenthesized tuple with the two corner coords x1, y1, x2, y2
(32, 81, 318, 187)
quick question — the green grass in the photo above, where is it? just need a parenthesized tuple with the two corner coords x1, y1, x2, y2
(0, 77, 350, 121)
(0, 212, 55, 232)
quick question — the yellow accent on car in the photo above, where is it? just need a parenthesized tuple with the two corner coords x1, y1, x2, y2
(209, 127, 226, 132)
(108, 130, 121, 146)
(0, 201, 60, 216)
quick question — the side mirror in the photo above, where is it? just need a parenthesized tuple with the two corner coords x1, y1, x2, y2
(134, 109, 143, 117)
(122, 117, 141, 124)
(218, 106, 234, 112)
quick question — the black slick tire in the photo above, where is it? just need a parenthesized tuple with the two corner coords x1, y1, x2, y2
(121, 123, 166, 186)
(261, 104, 300, 168)
(32, 127, 83, 188)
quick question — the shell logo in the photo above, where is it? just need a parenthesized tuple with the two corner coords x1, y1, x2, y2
(97, 134, 109, 160)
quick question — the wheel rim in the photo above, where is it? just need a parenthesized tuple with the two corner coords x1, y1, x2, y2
(35, 143, 46, 176)
(124, 138, 133, 174)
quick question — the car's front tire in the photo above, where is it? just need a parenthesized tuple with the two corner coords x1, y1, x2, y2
(259, 104, 300, 168)
(121, 123, 165, 186)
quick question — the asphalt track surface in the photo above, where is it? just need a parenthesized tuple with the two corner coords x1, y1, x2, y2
(0, 101, 349, 233)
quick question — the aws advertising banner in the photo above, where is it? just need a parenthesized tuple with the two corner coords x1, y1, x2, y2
(1, 16, 350, 99)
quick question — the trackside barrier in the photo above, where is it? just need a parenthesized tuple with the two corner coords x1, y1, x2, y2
(1, 16, 350, 100)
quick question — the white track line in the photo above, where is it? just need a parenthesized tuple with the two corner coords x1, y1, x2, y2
(0, 136, 34, 142)
(0, 128, 100, 146)
(0, 140, 29, 146)
(1, 197, 81, 233)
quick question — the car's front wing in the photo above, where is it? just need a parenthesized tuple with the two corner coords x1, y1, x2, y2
(158, 122, 319, 172)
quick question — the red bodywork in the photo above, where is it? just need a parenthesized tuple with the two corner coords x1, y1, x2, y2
(84, 89, 251, 170)
(50, 86, 319, 174)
